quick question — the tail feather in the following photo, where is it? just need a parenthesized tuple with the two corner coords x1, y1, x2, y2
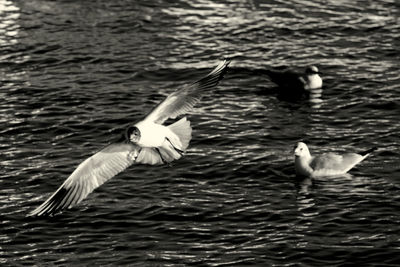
(136, 148, 164, 165)
(135, 145, 179, 165)
(168, 117, 192, 150)
(359, 147, 377, 156)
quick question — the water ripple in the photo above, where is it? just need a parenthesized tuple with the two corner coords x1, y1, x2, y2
(1, 0, 400, 265)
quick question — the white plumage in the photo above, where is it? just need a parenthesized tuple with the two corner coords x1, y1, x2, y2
(294, 142, 376, 178)
(135, 117, 192, 165)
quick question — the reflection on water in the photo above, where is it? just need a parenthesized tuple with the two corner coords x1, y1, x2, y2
(0, 0, 30, 128)
(0, 0, 19, 46)
(309, 88, 323, 109)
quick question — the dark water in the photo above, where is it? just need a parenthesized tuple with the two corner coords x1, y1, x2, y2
(1, 0, 400, 265)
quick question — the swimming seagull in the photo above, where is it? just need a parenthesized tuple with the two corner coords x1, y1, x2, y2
(294, 142, 376, 178)
(29, 59, 230, 216)
(263, 66, 322, 100)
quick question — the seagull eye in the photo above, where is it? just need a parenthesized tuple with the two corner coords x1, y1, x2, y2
(125, 126, 139, 140)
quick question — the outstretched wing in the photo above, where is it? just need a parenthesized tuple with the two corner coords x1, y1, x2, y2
(144, 59, 230, 124)
(29, 143, 140, 216)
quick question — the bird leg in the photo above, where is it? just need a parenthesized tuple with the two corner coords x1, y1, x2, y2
(165, 137, 184, 156)
(155, 148, 169, 165)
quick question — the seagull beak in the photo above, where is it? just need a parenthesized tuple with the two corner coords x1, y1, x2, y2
(293, 146, 299, 156)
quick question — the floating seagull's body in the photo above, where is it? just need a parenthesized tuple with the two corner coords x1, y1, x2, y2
(294, 142, 376, 178)
(29, 59, 230, 216)
(263, 66, 322, 100)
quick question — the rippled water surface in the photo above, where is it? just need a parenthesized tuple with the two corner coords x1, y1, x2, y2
(1, 0, 400, 265)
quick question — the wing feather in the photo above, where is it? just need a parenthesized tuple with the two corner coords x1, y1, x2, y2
(29, 143, 140, 216)
(311, 152, 364, 175)
(59, 185, 76, 211)
(144, 59, 230, 124)
(311, 153, 343, 171)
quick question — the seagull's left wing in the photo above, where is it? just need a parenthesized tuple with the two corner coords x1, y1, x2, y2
(29, 142, 140, 216)
(143, 59, 230, 124)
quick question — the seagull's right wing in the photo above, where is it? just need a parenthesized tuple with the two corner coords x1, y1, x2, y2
(143, 59, 230, 124)
(311, 152, 363, 174)
(29, 143, 140, 216)
(311, 153, 345, 171)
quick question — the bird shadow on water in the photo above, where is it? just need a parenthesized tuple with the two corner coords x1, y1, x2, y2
(253, 84, 324, 111)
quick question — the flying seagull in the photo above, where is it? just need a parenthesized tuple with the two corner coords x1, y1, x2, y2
(263, 66, 322, 100)
(294, 142, 376, 178)
(29, 59, 230, 216)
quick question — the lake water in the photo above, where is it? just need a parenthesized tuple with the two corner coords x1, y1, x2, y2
(1, 0, 399, 266)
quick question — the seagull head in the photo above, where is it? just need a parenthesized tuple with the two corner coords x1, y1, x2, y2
(125, 126, 141, 143)
(304, 66, 322, 90)
(305, 66, 321, 76)
(294, 142, 310, 158)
